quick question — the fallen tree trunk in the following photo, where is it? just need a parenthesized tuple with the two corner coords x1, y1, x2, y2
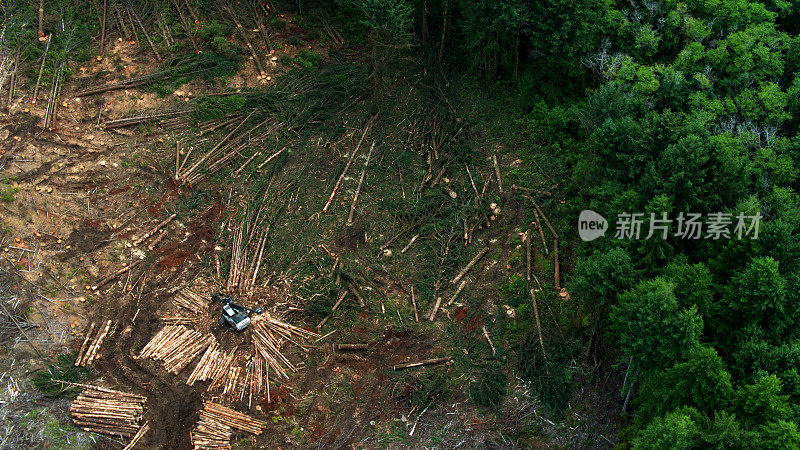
(75, 72, 163, 96)
(346, 142, 376, 226)
(492, 154, 503, 193)
(31, 35, 51, 103)
(333, 343, 369, 351)
(322, 127, 368, 213)
(427, 296, 443, 322)
(451, 247, 489, 285)
(393, 357, 452, 370)
(316, 290, 348, 329)
(92, 259, 143, 290)
(133, 213, 176, 246)
(530, 288, 546, 360)
(102, 110, 192, 129)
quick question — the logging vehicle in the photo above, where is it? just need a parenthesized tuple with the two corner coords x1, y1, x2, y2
(212, 293, 262, 331)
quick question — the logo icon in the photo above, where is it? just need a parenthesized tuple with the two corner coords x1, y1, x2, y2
(578, 210, 608, 241)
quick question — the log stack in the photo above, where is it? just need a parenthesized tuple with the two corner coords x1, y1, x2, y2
(199, 401, 266, 435)
(174, 290, 208, 315)
(250, 322, 295, 380)
(162, 316, 198, 325)
(187, 344, 224, 386)
(75, 320, 113, 367)
(244, 354, 264, 407)
(250, 316, 319, 381)
(138, 325, 216, 374)
(207, 348, 238, 390)
(69, 385, 146, 438)
(191, 413, 233, 450)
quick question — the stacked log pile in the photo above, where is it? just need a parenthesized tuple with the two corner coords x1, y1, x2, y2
(190, 402, 266, 449)
(243, 355, 264, 407)
(187, 344, 225, 386)
(69, 385, 146, 438)
(138, 325, 216, 374)
(162, 316, 198, 325)
(251, 321, 294, 380)
(173, 290, 208, 315)
(199, 402, 265, 435)
(75, 320, 113, 367)
(191, 413, 233, 450)
(122, 422, 150, 450)
(251, 316, 319, 379)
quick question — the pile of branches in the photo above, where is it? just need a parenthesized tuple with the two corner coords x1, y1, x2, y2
(175, 65, 366, 184)
(77, 52, 240, 97)
(0, 268, 38, 348)
(0, 296, 37, 346)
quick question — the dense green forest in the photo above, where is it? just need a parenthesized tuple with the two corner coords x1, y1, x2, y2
(3, 0, 800, 447)
(517, 0, 800, 446)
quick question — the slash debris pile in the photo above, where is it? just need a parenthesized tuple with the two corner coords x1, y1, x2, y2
(69, 385, 147, 439)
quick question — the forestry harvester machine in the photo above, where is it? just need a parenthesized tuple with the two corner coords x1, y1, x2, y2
(212, 293, 262, 331)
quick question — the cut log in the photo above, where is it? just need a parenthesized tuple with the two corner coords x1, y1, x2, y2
(411, 286, 419, 322)
(322, 126, 368, 213)
(333, 343, 369, 351)
(346, 142, 376, 226)
(524, 195, 559, 239)
(483, 325, 496, 355)
(75, 322, 97, 366)
(451, 247, 489, 285)
(393, 357, 452, 370)
(316, 290, 348, 329)
(92, 259, 143, 290)
(554, 238, 560, 290)
(133, 213, 177, 246)
(492, 154, 503, 193)
(122, 422, 150, 450)
(103, 110, 191, 129)
(427, 296, 443, 322)
(446, 279, 468, 307)
(400, 234, 420, 254)
(533, 209, 549, 255)
(525, 230, 532, 282)
(530, 288, 546, 360)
